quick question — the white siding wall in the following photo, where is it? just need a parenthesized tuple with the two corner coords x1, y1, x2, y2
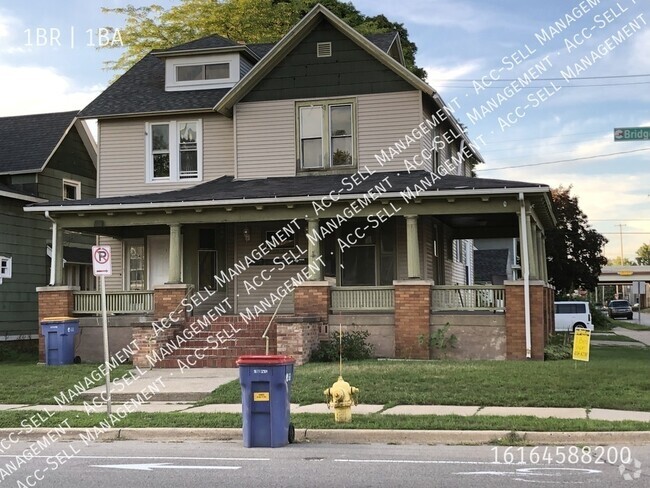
(99, 236, 123, 291)
(235, 100, 297, 179)
(357, 91, 422, 172)
(98, 114, 234, 197)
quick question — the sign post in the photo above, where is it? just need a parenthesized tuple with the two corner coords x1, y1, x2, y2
(92, 245, 113, 415)
(572, 329, 591, 364)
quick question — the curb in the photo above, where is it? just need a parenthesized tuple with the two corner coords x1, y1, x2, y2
(5, 428, 650, 445)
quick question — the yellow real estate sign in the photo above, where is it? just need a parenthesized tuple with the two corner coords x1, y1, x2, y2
(572, 329, 591, 362)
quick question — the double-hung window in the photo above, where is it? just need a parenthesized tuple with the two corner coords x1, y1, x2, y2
(297, 99, 355, 170)
(147, 120, 201, 182)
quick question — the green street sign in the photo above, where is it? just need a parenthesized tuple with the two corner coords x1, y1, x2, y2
(614, 127, 650, 141)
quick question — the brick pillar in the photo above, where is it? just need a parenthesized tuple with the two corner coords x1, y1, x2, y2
(37, 286, 78, 363)
(294, 281, 330, 319)
(153, 284, 191, 320)
(276, 316, 321, 365)
(394, 280, 432, 359)
(505, 280, 548, 360)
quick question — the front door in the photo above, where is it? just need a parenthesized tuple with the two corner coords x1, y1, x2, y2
(148, 235, 170, 287)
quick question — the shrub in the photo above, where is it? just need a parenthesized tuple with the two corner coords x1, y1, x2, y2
(311, 330, 374, 362)
(544, 334, 572, 360)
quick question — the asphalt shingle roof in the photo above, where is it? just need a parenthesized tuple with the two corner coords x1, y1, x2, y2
(37, 171, 547, 209)
(79, 31, 402, 119)
(0, 111, 77, 174)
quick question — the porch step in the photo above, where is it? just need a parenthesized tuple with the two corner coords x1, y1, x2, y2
(151, 315, 276, 368)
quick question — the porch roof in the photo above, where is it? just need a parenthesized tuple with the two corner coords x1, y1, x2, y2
(26, 171, 554, 228)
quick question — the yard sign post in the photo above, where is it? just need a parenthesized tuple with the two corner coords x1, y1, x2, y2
(92, 245, 112, 415)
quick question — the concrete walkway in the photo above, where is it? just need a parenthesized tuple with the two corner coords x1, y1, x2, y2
(612, 326, 650, 346)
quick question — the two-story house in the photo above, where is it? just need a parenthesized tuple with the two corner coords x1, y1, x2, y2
(0, 111, 96, 341)
(29, 4, 556, 366)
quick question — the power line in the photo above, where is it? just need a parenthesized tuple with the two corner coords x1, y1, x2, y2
(438, 81, 650, 89)
(476, 148, 650, 171)
(430, 73, 650, 82)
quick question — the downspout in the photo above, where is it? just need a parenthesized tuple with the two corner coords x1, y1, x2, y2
(518, 193, 532, 358)
(45, 211, 56, 286)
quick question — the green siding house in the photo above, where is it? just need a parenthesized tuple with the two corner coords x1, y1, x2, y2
(0, 111, 97, 340)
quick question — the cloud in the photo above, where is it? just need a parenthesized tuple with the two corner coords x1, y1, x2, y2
(0, 64, 102, 117)
(425, 60, 483, 84)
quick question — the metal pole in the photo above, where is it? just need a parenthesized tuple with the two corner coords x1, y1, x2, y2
(100, 275, 112, 415)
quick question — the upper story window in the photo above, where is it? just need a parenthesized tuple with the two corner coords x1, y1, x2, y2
(297, 99, 356, 171)
(146, 120, 202, 182)
(0, 256, 11, 283)
(165, 54, 240, 91)
(62, 179, 81, 200)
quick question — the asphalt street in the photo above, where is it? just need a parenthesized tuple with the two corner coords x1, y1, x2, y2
(2, 440, 650, 487)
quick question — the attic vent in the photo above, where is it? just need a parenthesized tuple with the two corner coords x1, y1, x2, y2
(317, 42, 332, 58)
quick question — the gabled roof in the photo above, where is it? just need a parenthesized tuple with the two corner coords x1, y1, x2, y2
(0, 111, 85, 175)
(215, 4, 432, 116)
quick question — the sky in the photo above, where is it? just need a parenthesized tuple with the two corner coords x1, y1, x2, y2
(1, 0, 649, 262)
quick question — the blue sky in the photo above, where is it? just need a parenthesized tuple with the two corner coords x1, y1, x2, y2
(1, 0, 649, 261)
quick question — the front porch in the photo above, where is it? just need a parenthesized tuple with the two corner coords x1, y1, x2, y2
(33, 171, 556, 364)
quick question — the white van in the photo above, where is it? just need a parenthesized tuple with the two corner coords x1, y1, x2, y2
(554, 301, 593, 332)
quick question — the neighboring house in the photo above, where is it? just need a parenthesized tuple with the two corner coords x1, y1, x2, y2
(29, 5, 556, 364)
(0, 111, 97, 340)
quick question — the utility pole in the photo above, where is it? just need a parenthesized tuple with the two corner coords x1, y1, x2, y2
(616, 223, 626, 264)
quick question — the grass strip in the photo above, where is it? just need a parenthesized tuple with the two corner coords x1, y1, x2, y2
(615, 322, 650, 331)
(1, 410, 649, 432)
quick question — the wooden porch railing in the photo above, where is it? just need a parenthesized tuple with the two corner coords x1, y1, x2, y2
(331, 286, 394, 312)
(431, 285, 506, 312)
(73, 291, 154, 314)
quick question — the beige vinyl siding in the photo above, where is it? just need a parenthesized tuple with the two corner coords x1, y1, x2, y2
(98, 114, 234, 198)
(235, 100, 296, 179)
(357, 91, 421, 172)
(98, 236, 123, 291)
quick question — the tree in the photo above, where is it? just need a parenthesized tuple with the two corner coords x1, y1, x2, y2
(636, 243, 650, 265)
(545, 186, 608, 295)
(102, 0, 426, 79)
(608, 256, 636, 266)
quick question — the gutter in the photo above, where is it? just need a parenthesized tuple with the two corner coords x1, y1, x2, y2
(24, 186, 551, 214)
(519, 193, 532, 359)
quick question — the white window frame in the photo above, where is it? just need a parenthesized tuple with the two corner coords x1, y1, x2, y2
(145, 120, 203, 183)
(296, 98, 356, 171)
(165, 53, 240, 91)
(62, 179, 81, 200)
(0, 256, 12, 283)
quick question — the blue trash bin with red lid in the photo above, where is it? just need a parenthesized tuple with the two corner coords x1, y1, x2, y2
(237, 355, 295, 447)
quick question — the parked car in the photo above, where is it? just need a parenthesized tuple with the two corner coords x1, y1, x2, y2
(607, 300, 633, 320)
(554, 301, 593, 332)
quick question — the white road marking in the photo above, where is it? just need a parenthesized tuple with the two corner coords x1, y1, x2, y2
(90, 463, 240, 471)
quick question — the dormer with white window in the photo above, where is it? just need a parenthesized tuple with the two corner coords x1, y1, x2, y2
(153, 36, 258, 92)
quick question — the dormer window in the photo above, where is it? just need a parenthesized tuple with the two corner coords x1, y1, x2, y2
(176, 63, 230, 82)
(165, 54, 240, 91)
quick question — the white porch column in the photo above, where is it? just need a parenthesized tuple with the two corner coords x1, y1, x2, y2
(168, 223, 182, 284)
(53, 223, 64, 286)
(526, 214, 538, 280)
(405, 215, 421, 279)
(307, 218, 323, 281)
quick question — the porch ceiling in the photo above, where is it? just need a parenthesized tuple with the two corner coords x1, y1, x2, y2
(439, 213, 519, 239)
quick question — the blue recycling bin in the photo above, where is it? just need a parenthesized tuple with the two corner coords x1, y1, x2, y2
(41, 317, 79, 365)
(237, 355, 295, 448)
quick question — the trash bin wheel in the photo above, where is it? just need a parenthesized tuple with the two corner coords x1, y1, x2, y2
(288, 423, 295, 444)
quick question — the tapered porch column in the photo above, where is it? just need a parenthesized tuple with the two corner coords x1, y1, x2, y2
(539, 232, 548, 282)
(51, 222, 64, 286)
(306, 218, 323, 281)
(526, 214, 538, 279)
(168, 223, 182, 284)
(405, 215, 420, 279)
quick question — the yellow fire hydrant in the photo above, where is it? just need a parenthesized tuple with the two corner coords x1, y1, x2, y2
(324, 376, 359, 423)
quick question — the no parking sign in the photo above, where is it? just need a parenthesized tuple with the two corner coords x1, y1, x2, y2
(92, 245, 112, 276)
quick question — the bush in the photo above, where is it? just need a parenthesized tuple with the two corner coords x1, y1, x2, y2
(590, 303, 613, 331)
(544, 334, 572, 360)
(311, 330, 374, 362)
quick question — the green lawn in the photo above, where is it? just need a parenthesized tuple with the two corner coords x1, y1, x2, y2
(615, 322, 650, 331)
(0, 410, 648, 433)
(0, 355, 132, 404)
(592, 334, 640, 343)
(200, 347, 650, 411)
